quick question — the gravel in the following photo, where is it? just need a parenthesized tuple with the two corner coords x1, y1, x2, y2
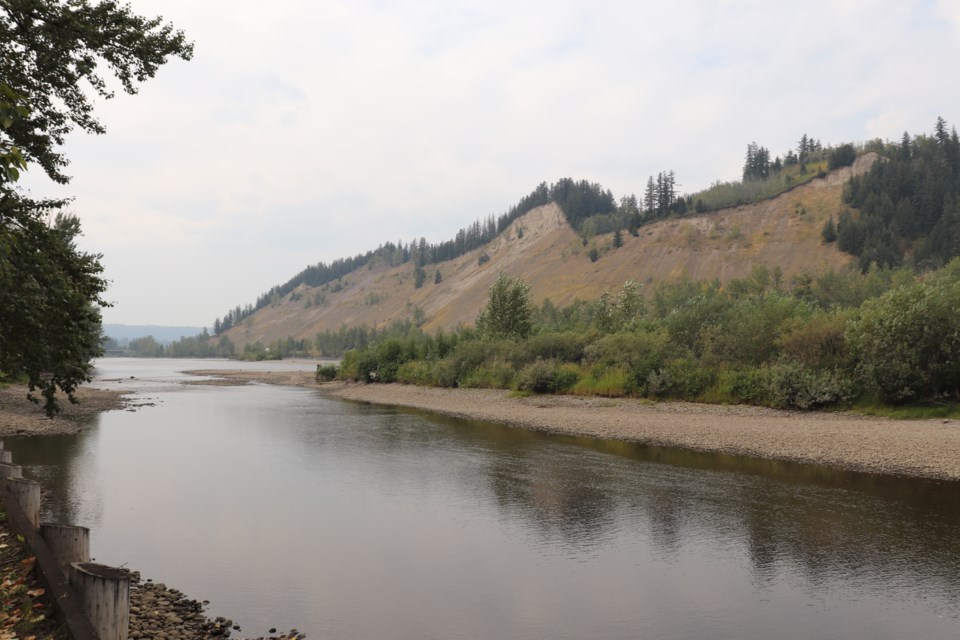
(129, 573, 303, 640)
(0, 384, 129, 436)
(330, 383, 960, 481)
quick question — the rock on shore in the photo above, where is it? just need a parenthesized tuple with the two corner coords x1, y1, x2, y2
(129, 573, 303, 640)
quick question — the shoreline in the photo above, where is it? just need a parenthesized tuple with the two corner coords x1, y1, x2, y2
(0, 384, 130, 437)
(185, 370, 960, 481)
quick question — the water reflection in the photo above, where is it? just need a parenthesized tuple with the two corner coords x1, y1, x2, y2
(10, 422, 103, 527)
(402, 409, 960, 615)
(4, 373, 960, 640)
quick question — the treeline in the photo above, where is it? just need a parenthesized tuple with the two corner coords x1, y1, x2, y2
(833, 117, 960, 271)
(214, 121, 960, 342)
(104, 331, 236, 358)
(683, 134, 856, 213)
(209, 132, 854, 337)
(212, 178, 622, 335)
(332, 261, 960, 411)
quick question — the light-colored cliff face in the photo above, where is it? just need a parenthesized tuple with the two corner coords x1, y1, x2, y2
(222, 154, 878, 348)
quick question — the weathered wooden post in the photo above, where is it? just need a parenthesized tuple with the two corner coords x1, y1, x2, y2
(69, 563, 131, 640)
(5, 478, 40, 530)
(0, 462, 22, 479)
(41, 524, 92, 576)
(0, 450, 11, 464)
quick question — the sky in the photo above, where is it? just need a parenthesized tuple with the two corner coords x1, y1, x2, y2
(21, 0, 960, 327)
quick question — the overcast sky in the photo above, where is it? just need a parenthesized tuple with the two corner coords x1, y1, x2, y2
(23, 0, 960, 327)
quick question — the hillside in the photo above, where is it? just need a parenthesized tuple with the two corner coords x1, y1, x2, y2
(220, 154, 878, 349)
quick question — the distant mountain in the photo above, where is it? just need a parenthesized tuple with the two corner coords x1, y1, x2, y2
(102, 324, 205, 345)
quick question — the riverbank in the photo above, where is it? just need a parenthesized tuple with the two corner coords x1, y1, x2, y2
(0, 384, 129, 437)
(0, 511, 303, 640)
(328, 382, 960, 480)
(183, 369, 960, 480)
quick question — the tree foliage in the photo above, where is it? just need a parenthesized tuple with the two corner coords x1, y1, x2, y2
(0, 2, 191, 414)
(842, 117, 960, 270)
(338, 257, 960, 410)
(847, 262, 960, 402)
(743, 142, 771, 180)
(2, 86, 107, 414)
(0, 199, 108, 413)
(476, 272, 533, 341)
(0, 0, 193, 182)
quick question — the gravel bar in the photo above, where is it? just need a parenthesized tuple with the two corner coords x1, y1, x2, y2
(330, 382, 960, 481)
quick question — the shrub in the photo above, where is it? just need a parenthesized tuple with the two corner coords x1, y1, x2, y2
(707, 294, 808, 366)
(338, 350, 359, 380)
(430, 358, 459, 388)
(647, 358, 715, 399)
(315, 363, 338, 382)
(527, 331, 590, 363)
(847, 262, 960, 403)
(371, 338, 408, 382)
(584, 330, 673, 383)
(778, 309, 855, 369)
(724, 368, 769, 405)
(763, 361, 856, 410)
(573, 366, 628, 397)
(515, 359, 579, 394)
(461, 359, 516, 389)
(396, 361, 435, 386)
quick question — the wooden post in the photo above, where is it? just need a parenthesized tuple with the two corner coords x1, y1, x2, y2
(0, 450, 11, 464)
(0, 462, 22, 479)
(69, 563, 131, 640)
(41, 524, 91, 577)
(5, 478, 40, 530)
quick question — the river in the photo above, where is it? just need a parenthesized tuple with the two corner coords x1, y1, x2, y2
(6, 358, 960, 639)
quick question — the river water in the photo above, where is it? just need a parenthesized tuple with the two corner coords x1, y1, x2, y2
(6, 358, 960, 639)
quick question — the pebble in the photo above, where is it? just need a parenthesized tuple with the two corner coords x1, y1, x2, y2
(129, 572, 303, 640)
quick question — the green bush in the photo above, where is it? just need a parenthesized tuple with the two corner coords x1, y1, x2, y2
(647, 358, 715, 399)
(461, 359, 516, 389)
(764, 361, 856, 410)
(430, 358, 459, 388)
(315, 363, 338, 382)
(527, 331, 590, 363)
(516, 359, 579, 394)
(338, 350, 359, 380)
(396, 360, 435, 386)
(724, 368, 769, 405)
(707, 294, 809, 365)
(777, 309, 855, 369)
(585, 330, 674, 392)
(573, 366, 628, 397)
(847, 261, 960, 403)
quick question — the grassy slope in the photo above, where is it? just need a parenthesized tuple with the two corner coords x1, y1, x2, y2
(222, 154, 878, 348)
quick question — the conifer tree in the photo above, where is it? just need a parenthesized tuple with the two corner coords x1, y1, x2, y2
(613, 229, 623, 248)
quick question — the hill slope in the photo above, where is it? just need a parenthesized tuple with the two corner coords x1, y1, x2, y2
(221, 154, 878, 348)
